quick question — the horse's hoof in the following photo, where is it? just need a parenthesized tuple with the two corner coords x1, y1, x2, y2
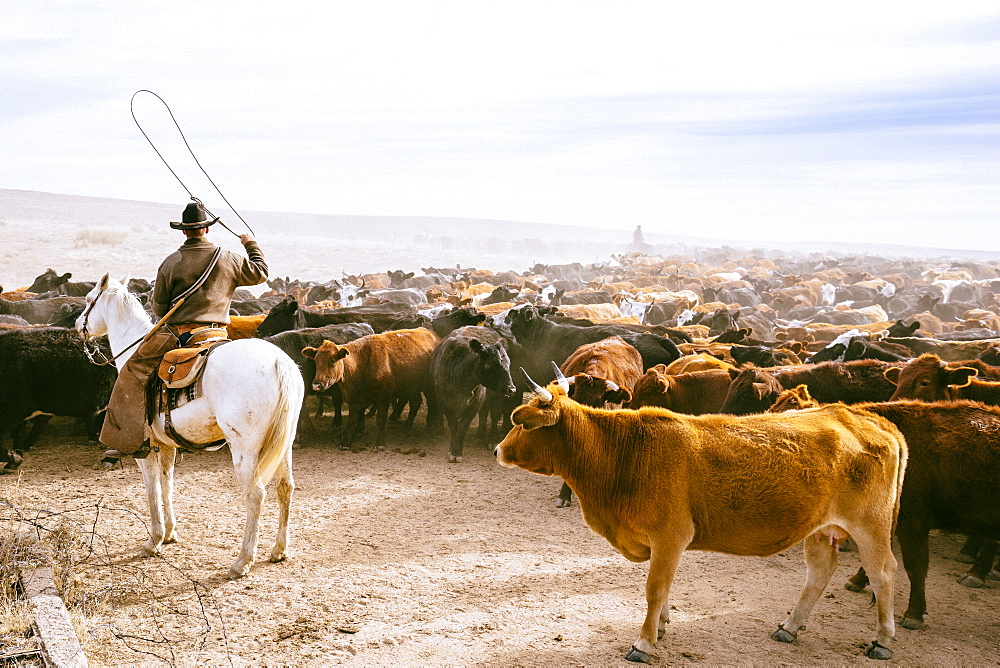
(163, 534, 179, 545)
(989, 568, 1000, 581)
(270, 552, 288, 563)
(376, 445, 386, 452)
(865, 641, 893, 660)
(770, 626, 797, 643)
(958, 574, 984, 588)
(624, 645, 653, 663)
(141, 545, 161, 557)
(339, 445, 351, 452)
(448, 455, 462, 463)
(844, 579, 867, 592)
(555, 498, 571, 508)
(226, 566, 250, 580)
(900, 615, 926, 631)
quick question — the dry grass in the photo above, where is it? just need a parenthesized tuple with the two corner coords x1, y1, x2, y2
(0, 480, 34, 639)
(74, 228, 128, 247)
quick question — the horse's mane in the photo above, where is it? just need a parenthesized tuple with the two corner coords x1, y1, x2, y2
(104, 278, 152, 325)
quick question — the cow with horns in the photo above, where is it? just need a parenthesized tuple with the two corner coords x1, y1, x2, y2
(495, 368, 907, 663)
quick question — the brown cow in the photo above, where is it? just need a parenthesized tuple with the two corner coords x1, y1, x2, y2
(552, 338, 643, 508)
(626, 367, 732, 414)
(303, 328, 439, 451)
(720, 359, 896, 415)
(768, 386, 1000, 630)
(886, 353, 1000, 404)
(559, 336, 643, 409)
(496, 378, 906, 661)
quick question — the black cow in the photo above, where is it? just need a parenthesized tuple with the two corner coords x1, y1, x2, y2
(27, 269, 72, 294)
(505, 305, 681, 387)
(0, 328, 116, 471)
(0, 295, 85, 325)
(730, 344, 791, 367)
(431, 326, 516, 463)
(430, 306, 485, 338)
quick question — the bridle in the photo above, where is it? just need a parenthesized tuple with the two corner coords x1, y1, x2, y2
(80, 283, 146, 367)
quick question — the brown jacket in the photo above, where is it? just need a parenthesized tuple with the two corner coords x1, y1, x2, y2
(151, 238, 267, 324)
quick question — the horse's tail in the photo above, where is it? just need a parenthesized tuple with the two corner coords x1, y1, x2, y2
(252, 355, 304, 488)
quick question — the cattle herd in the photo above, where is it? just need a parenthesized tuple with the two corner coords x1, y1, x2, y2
(2, 247, 999, 662)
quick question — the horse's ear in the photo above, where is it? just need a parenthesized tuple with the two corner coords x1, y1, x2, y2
(120, 273, 131, 287)
(98, 273, 110, 290)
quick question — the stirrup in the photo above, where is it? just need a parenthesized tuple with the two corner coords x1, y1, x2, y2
(103, 440, 154, 460)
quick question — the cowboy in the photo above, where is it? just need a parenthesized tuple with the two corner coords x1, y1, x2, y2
(101, 201, 268, 459)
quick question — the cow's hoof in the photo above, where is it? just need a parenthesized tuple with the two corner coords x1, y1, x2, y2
(624, 645, 653, 663)
(956, 551, 978, 565)
(989, 568, 1000, 581)
(770, 625, 797, 643)
(448, 455, 462, 463)
(376, 445, 386, 452)
(865, 641, 892, 660)
(958, 574, 984, 588)
(555, 498, 571, 508)
(900, 615, 926, 631)
(844, 579, 866, 593)
(339, 445, 351, 452)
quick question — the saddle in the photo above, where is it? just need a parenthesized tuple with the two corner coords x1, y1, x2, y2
(157, 327, 229, 388)
(152, 327, 231, 452)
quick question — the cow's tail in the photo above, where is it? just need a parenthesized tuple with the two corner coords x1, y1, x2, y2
(252, 355, 304, 489)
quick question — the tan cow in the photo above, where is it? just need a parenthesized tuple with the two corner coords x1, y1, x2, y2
(496, 380, 907, 662)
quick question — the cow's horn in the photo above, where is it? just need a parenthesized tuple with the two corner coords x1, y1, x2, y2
(521, 368, 553, 402)
(550, 361, 573, 392)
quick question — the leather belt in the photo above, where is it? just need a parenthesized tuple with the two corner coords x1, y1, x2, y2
(171, 322, 224, 334)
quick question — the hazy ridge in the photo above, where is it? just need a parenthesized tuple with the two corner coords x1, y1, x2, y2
(2, 188, 997, 289)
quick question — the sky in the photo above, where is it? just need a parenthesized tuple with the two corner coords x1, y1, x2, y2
(2, 1, 998, 251)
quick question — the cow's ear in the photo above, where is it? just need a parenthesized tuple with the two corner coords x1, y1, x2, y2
(946, 367, 977, 388)
(740, 327, 752, 337)
(469, 338, 484, 353)
(511, 404, 558, 430)
(908, 321, 921, 334)
(728, 368, 741, 381)
(333, 348, 350, 361)
(883, 367, 900, 385)
(775, 331, 787, 341)
(301, 347, 317, 359)
(752, 382, 771, 401)
(604, 387, 632, 405)
(62, 272, 73, 280)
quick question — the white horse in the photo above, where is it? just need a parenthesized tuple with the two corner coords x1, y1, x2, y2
(77, 274, 304, 578)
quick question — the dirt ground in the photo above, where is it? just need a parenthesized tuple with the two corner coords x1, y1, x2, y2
(2, 412, 997, 667)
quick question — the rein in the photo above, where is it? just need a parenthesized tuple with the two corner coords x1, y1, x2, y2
(80, 285, 186, 367)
